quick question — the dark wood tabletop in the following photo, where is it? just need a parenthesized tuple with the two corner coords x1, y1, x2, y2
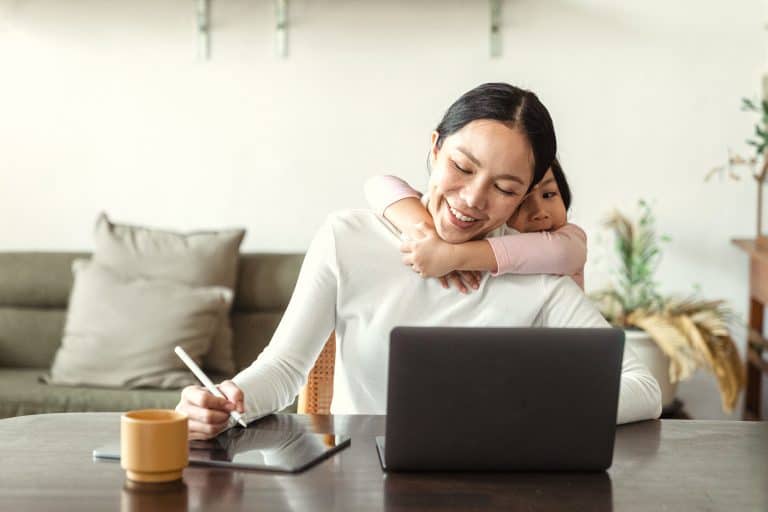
(0, 413, 766, 511)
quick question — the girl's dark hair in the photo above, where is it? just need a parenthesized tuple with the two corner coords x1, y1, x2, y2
(550, 157, 572, 211)
(433, 82, 557, 190)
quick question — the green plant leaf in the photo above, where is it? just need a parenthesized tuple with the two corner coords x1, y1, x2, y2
(590, 199, 664, 318)
(742, 97, 757, 111)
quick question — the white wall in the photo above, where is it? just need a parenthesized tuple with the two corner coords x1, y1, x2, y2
(0, 0, 764, 330)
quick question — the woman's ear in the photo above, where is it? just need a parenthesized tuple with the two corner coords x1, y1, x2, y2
(429, 131, 440, 164)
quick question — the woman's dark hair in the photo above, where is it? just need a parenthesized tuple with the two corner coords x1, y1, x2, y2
(432, 82, 557, 190)
(550, 157, 572, 211)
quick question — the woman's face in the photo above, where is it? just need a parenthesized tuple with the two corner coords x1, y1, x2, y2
(426, 120, 533, 244)
(507, 169, 567, 232)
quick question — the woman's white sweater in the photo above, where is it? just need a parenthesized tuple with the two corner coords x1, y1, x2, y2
(232, 210, 662, 425)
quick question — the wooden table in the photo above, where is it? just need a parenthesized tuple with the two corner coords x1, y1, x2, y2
(0, 413, 766, 511)
(732, 239, 768, 420)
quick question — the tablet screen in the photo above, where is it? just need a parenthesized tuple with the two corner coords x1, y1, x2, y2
(192, 429, 350, 472)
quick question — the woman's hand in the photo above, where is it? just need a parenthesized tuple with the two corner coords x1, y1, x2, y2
(176, 380, 245, 440)
(400, 222, 461, 278)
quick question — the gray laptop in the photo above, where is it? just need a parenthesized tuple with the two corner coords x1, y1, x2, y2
(376, 327, 624, 472)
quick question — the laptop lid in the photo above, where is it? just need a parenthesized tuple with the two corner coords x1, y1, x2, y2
(384, 327, 624, 471)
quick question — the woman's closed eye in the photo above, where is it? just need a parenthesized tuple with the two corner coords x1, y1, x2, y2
(452, 161, 471, 174)
(452, 158, 521, 195)
(495, 184, 519, 196)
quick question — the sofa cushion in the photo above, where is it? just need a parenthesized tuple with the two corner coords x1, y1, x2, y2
(233, 254, 304, 312)
(0, 307, 67, 368)
(0, 369, 182, 418)
(0, 369, 296, 419)
(0, 252, 85, 308)
(231, 311, 284, 372)
(46, 260, 232, 389)
(93, 213, 245, 375)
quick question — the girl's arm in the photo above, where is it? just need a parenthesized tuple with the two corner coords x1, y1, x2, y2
(363, 175, 431, 240)
(365, 175, 482, 291)
(400, 233, 497, 275)
(487, 223, 587, 278)
(384, 197, 435, 241)
(401, 224, 587, 287)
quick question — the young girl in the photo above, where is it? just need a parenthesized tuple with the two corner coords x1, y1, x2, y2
(364, 158, 586, 292)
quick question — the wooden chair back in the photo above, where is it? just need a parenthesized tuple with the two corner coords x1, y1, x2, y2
(297, 332, 336, 414)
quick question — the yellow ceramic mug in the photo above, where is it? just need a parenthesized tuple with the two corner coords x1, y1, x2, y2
(120, 409, 189, 483)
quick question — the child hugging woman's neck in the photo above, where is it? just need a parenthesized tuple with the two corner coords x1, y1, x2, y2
(363, 157, 586, 292)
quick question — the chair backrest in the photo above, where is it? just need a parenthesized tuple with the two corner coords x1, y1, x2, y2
(297, 333, 336, 414)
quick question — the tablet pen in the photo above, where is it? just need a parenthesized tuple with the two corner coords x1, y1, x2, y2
(174, 346, 248, 428)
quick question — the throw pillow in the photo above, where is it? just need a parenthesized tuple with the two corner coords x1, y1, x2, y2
(45, 260, 233, 389)
(92, 212, 245, 374)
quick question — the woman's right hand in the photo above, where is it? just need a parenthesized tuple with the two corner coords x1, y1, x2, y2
(176, 380, 245, 440)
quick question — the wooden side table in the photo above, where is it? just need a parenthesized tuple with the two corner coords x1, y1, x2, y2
(732, 239, 768, 420)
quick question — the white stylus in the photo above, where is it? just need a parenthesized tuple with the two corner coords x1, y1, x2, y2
(174, 346, 248, 428)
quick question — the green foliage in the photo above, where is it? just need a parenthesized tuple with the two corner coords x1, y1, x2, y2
(590, 202, 745, 409)
(741, 96, 768, 155)
(591, 200, 669, 326)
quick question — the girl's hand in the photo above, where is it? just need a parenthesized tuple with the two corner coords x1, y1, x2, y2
(400, 223, 482, 293)
(400, 222, 460, 278)
(439, 271, 483, 294)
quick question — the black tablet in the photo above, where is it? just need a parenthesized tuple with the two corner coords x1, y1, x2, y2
(94, 428, 351, 473)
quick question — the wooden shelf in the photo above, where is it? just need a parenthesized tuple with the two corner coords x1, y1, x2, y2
(733, 238, 768, 420)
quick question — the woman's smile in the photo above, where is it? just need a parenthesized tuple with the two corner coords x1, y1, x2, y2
(447, 201, 482, 225)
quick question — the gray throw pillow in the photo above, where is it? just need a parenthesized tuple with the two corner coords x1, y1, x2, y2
(92, 212, 245, 375)
(46, 260, 233, 389)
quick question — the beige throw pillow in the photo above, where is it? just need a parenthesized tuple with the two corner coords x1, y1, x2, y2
(47, 260, 233, 389)
(92, 213, 245, 374)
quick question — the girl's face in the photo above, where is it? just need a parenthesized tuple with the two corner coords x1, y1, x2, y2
(507, 169, 567, 232)
(426, 120, 534, 244)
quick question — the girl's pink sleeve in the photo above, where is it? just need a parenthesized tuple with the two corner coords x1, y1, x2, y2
(364, 175, 422, 216)
(487, 223, 587, 289)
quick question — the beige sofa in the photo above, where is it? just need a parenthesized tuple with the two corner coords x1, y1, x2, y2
(0, 252, 304, 418)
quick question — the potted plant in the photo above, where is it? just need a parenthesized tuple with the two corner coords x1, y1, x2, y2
(590, 200, 744, 412)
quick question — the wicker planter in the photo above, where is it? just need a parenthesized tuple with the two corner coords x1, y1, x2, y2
(624, 328, 678, 408)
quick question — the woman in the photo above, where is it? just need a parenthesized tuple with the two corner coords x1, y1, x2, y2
(177, 83, 662, 439)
